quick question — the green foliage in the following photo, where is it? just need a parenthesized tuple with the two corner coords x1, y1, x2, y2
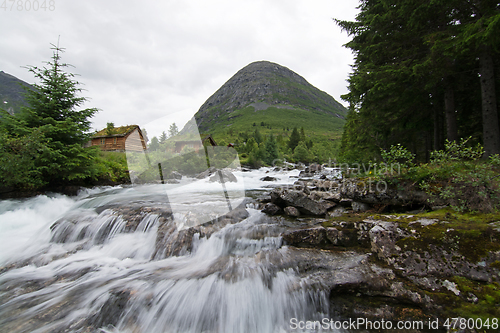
(159, 131, 167, 144)
(93, 151, 130, 183)
(380, 144, 415, 169)
(148, 136, 160, 151)
(0, 44, 100, 190)
(0, 125, 47, 189)
(430, 137, 484, 163)
(201, 103, 344, 164)
(293, 141, 311, 163)
(264, 134, 279, 165)
(335, 0, 500, 162)
(105, 122, 115, 136)
(168, 123, 179, 138)
(253, 128, 263, 144)
(378, 141, 500, 213)
(288, 127, 301, 151)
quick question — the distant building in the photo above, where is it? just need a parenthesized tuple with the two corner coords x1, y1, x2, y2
(90, 125, 147, 152)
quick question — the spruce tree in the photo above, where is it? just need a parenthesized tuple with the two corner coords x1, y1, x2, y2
(264, 134, 279, 165)
(288, 127, 301, 151)
(168, 123, 179, 137)
(17, 43, 99, 184)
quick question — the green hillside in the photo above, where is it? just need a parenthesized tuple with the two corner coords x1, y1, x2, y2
(191, 61, 348, 166)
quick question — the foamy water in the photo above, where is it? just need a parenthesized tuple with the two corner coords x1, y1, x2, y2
(0, 168, 337, 333)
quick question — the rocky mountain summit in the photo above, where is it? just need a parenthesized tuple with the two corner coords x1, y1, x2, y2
(194, 61, 347, 133)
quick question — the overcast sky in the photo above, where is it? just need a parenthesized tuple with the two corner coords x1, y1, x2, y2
(1, 0, 359, 138)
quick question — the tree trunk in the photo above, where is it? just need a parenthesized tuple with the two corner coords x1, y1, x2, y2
(433, 104, 443, 151)
(444, 81, 458, 142)
(479, 50, 500, 157)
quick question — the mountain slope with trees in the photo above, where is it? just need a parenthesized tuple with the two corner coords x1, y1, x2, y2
(335, 0, 500, 163)
(189, 60, 348, 166)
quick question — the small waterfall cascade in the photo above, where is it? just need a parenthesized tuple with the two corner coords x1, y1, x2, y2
(0, 173, 338, 333)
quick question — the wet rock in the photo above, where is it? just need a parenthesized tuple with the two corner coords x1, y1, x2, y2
(260, 176, 278, 182)
(271, 189, 335, 216)
(284, 206, 300, 217)
(339, 198, 353, 207)
(224, 205, 250, 222)
(326, 206, 349, 217)
(306, 163, 322, 173)
(298, 171, 314, 178)
(308, 191, 339, 203)
(262, 203, 282, 215)
(89, 289, 131, 329)
(196, 167, 217, 179)
(368, 221, 404, 260)
(408, 218, 438, 227)
(282, 227, 327, 247)
(209, 169, 238, 183)
(168, 171, 183, 180)
(352, 201, 370, 212)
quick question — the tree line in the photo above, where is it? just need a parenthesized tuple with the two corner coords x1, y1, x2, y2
(0, 45, 126, 191)
(335, 0, 500, 163)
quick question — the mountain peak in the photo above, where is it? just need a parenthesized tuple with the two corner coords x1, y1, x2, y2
(195, 61, 346, 133)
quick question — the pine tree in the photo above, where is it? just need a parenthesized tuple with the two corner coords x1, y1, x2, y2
(293, 141, 310, 163)
(168, 123, 179, 138)
(264, 134, 279, 165)
(288, 127, 301, 151)
(334, 0, 500, 162)
(253, 128, 263, 144)
(148, 136, 160, 151)
(16, 43, 99, 184)
(159, 131, 167, 143)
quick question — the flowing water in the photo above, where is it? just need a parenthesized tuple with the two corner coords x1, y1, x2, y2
(0, 168, 343, 333)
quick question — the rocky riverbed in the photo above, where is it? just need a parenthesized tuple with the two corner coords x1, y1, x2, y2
(256, 164, 500, 330)
(1, 165, 499, 332)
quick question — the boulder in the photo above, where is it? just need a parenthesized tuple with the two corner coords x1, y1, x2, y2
(282, 227, 327, 247)
(261, 203, 282, 215)
(260, 176, 278, 182)
(284, 206, 300, 217)
(272, 189, 335, 216)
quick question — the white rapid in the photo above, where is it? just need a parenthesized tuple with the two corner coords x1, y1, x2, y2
(0, 168, 338, 333)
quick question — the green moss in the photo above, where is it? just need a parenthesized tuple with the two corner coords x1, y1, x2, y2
(441, 277, 500, 322)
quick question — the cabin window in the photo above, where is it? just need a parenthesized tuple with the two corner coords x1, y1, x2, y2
(113, 137, 117, 144)
(100, 138, 105, 145)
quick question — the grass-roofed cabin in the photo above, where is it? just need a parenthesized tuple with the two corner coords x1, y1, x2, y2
(90, 124, 147, 152)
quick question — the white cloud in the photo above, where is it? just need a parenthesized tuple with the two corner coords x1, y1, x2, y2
(0, 0, 359, 135)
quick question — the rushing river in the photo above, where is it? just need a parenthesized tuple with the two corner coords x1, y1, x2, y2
(0, 168, 343, 333)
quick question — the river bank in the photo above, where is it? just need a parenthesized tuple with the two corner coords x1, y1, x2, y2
(256, 164, 500, 330)
(0, 166, 499, 332)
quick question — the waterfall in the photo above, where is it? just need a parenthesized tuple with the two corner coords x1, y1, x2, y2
(0, 170, 337, 333)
